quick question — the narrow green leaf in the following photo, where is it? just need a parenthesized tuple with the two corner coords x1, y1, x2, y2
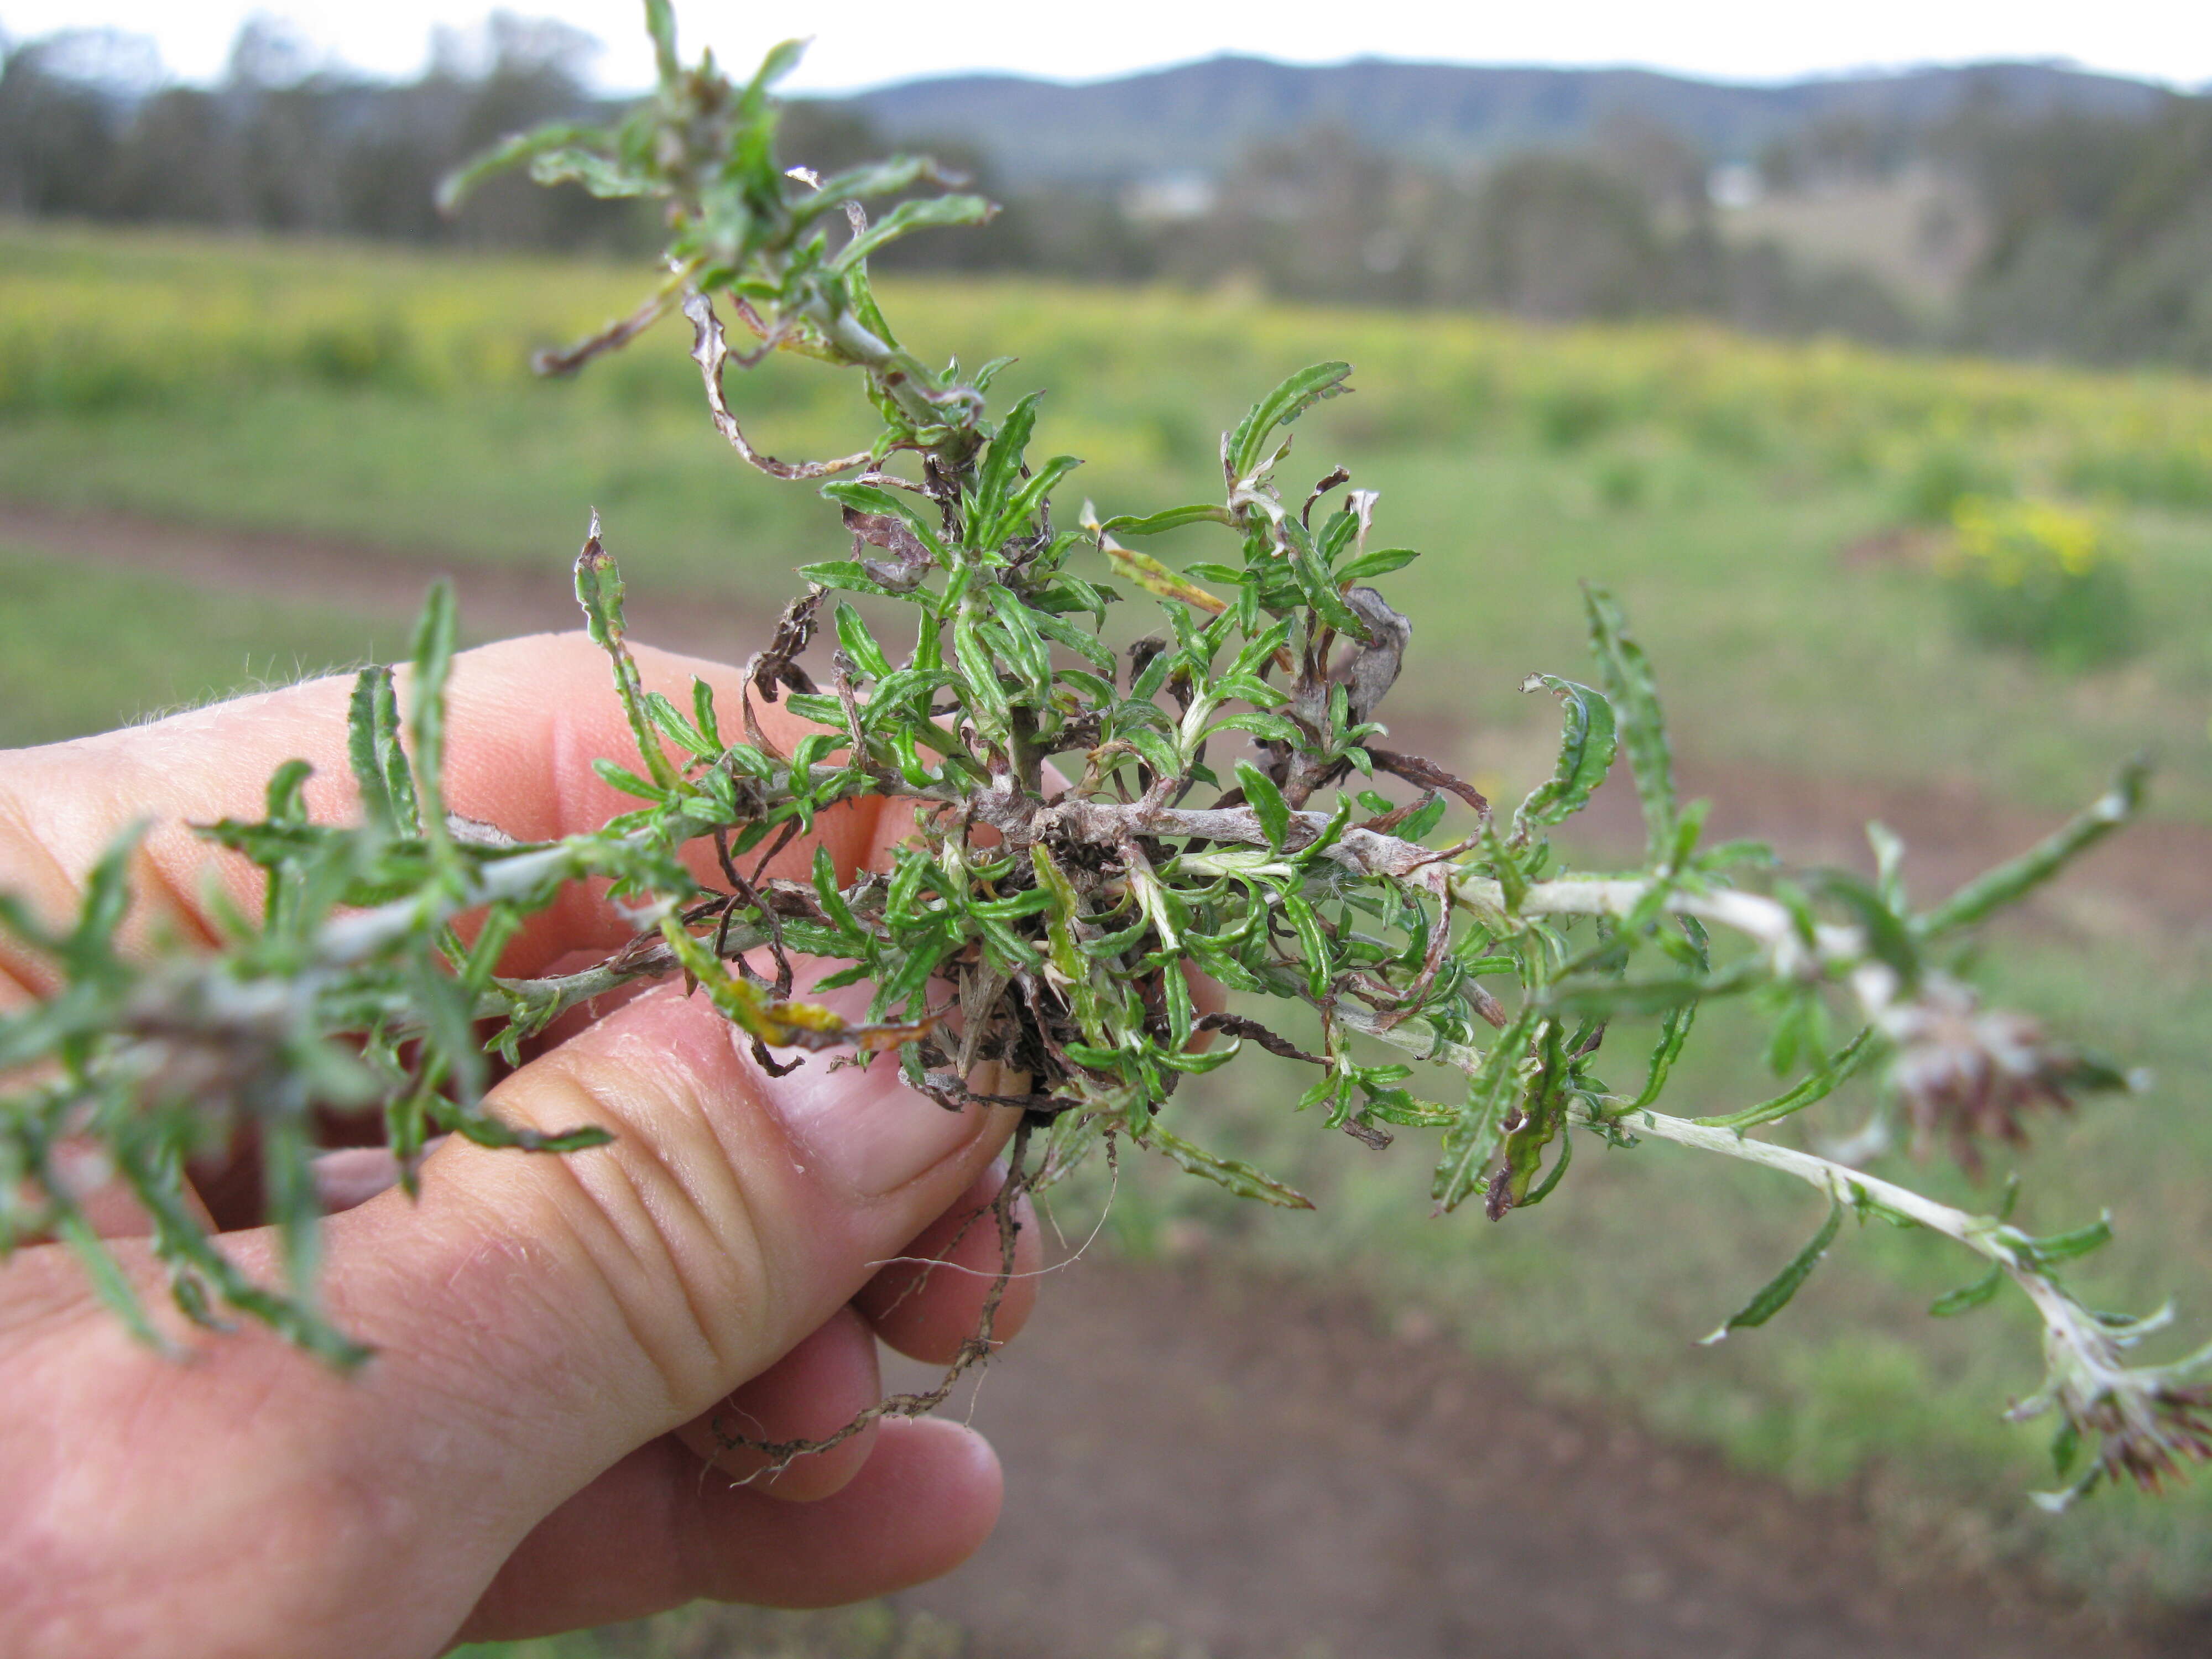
(644, 692, 716, 759)
(1916, 759, 2148, 939)
(1930, 1265, 2006, 1317)
(1029, 607, 1117, 671)
(987, 455, 1082, 547)
(592, 759, 665, 801)
(346, 668, 398, 831)
(833, 602, 891, 679)
(1631, 1003, 1697, 1113)
(54, 1211, 166, 1352)
(795, 560, 904, 600)
(359, 666, 419, 834)
(1280, 893, 1333, 1000)
(1228, 362, 1353, 479)
(1700, 1196, 1844, 1343)
(1582, 585, 1676, 868)
(830, 194, 995, 271)
(576, 529, 680, 791)
(643, 0, 680, 81)
(1434, 1011, 1534, 1212)
(436, 121, 604, 214)
(972, 392, 1040, 535)
(1695, 1026, 1879, 1130)
(406, 579, 461, 841)
(1140, 1124, 1314, 1209)
(1098, 503, 1237, 536)
(1237, 761, 1291, 852)
(692, 677, 724, 750)
(1334, 547, 1420, 582)
(792, 158, 937, 223)
(1209, 711, 1305, 746)
(1514, 1120, 1574, 1208)
(2019, 1214, 2115, 1270)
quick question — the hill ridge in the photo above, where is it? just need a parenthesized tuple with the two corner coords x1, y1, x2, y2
(839, 54, 2179, 185)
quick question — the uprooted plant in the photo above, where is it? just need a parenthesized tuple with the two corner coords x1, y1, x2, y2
(2, 0, 2206, 1510)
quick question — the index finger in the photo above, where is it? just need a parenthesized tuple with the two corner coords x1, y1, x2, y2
(0, 630, 887, 993)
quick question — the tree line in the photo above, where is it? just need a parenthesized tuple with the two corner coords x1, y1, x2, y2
(2, 16, 2205, 368)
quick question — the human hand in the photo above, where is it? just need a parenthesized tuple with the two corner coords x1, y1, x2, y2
(0, 634, 1039, 1658)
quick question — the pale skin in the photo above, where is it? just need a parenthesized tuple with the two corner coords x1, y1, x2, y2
(0, 633, 1045, 1659)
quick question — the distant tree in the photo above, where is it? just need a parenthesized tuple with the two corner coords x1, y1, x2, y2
(0, 33, 134, 216)
(1948, 94, 2212, 367)
(1458, 153, 1662, 320)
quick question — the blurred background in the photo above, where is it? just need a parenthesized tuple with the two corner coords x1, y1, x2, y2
(3, 4, 2211, 1655)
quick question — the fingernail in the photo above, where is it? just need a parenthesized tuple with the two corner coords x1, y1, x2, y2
(752, 978, 992, 1198)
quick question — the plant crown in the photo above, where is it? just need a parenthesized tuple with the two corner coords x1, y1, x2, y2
(2, 0, 2206, 1507)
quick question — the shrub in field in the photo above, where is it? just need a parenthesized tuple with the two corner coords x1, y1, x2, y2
(3, 0, 2209, 1511)
(1897, 439, 2013, 525)
(1940, 495, 2140, 672)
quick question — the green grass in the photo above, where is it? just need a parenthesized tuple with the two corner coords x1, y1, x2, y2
(0, 544, 393, 748)
(6, 222, 2212, 1613)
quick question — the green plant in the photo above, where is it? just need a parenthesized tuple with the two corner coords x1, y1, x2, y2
(2, 0, 2206, 1511)
(1897, 439, 2011, 525)
(1941, 494, 2141, 671)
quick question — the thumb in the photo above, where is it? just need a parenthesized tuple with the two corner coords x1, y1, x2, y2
(332, 970, 1016, 1489)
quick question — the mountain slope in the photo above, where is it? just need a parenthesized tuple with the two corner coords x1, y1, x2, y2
(842, 56, 2176, 186)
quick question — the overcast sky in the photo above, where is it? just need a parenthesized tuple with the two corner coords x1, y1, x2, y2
(3, 1, 2206, 92)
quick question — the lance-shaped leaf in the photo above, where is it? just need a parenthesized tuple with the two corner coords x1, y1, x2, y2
(1237, 761, 1291, 852)
(406, 580, 461, 851)
(1225, 362, 1353, 481)
(436, 121, 608, 215)
(1433, 1010, 1535, 1212)
(1695, 1025, 1878, 1130)
(1139, 1123, 1314, 1209)
(2014, 1213, 2115, 1271)
(1916, 759, 2148, 939)
(1929, 1265, 2006, 1317)
(576, 523, 679, 791)
(1582, 585, 1677, 868)
(1098, 503, 1237, 536)
(1700, 1195, 1844, 1343)
(971, 391, 1040, 535)
(830, 195, 997, 272)
(1102, 542, 1229, 617)
(347, 666, 419, 836)
(982, 455, 1082, 550)
(643, 0, 681, 81)
(1512, 675, 1616, 841)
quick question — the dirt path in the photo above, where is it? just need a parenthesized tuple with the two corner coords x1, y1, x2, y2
(889, 1257, 2209, 1659)
(3, 499, 763, 665)
(1571, 750, 2212, 945)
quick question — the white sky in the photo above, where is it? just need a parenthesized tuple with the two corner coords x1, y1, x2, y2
(2, 1, 2207, 93)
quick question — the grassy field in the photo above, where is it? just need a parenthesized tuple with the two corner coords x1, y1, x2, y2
(5, 223, 2212, 1619)
(6, 223, 2211, 817)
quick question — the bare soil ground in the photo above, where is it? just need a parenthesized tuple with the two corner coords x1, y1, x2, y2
(889, 1258, 2212, 1659)
(21, 503, 2212, 1654)
(1572, 750, 2212, 943)
(2, 500, 761, 664)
